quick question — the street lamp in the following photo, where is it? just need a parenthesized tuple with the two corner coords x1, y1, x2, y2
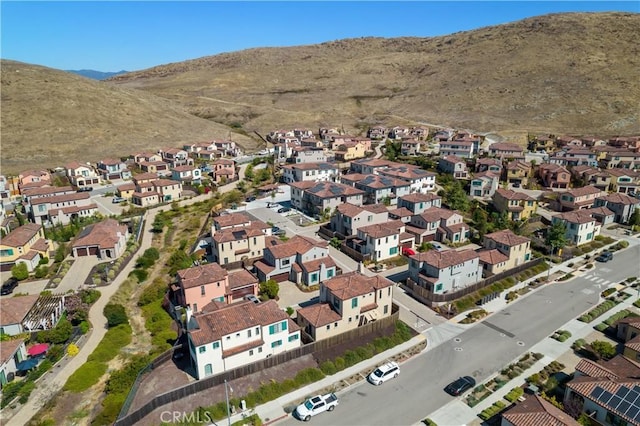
(224, 379, 233, 426)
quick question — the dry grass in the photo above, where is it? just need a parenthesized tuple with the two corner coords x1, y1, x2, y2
(2, 12, 639, 174)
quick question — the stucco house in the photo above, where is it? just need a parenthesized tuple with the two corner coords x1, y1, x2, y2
(538, 163, 571, 189)
(171, 165, 202, 185)
(96, 158, 132, 181)
(469, 171, 500, 198)
(501, 394, 579, 426)
(211, 159, 236, 184)
(488, 142, 524, 160)
(211, 222, 270, 267)
(65, 161, 101, 188)
(282, 162, 339, 184)
(333, 140, 370, 161)
(0, 223, 52, 272)
(71, 219, 129, 259)
(438, 155, 469, 179)
(329, 203, 389, 237)
(186, 300, 300, 379)
(290, 181, 364, 218)
(0, 338, 27, 388)
(349, 220, 412, 262)
(406, 208, 469, 244)
(408, 249, 482, 295)
(504, 161, 532, 187)
(479, 230, 532, 276)
(27, 192, 98, 226)
(439, 139, 475, 159)
(594, 193, 640, 224)
(254, 236, 336, 286)
(296, 272, 394, 341)
(604, 169, 640, 195)
(492, 188, 538, 221)
(378, 165, 437, 193)
(551, 210, 601, 247)
(475, 157, 503, 174)
(350, 158, 397, 175)
(290, 147, 327, 164)
(557, 186, 602, 212)
(397, 193, 442, 215)
(352, 175, 412, 206)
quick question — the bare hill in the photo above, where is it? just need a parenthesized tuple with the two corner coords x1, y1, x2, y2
(109, 12, 640, 141)
(0, 61, 256, 174)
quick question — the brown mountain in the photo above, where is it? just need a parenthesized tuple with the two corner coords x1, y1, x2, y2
(2, 12, 639, 175)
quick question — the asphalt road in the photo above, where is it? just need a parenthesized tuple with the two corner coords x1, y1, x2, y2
(279, 243, 640, 426)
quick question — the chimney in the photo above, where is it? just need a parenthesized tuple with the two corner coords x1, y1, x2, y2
(357, 262, 364, 274)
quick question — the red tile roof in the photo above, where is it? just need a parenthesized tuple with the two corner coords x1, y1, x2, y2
(0, 295, 39, 326)
(2, 223, 42, 247)
(72, 219, 127, 250)
(411, 249, 479, 269)
(501, 394, 579, 426)
(177, 263, 228, 289)
(494, 188, 535, 201)
(267, 235, 327, 259)
(484, 229, 531, 247)
(0, 338, 25, 364)
(399, 193, 441, 203)
(296, 303, 342, 327)
(477, 249, 509, 265)
(228, 269, 258, 289)
(323, 272, 393, 300)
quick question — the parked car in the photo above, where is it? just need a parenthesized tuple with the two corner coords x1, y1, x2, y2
(267, 202, 280, 208)
(245, 196, 256, 202)
(367, 361, 400, 385)
(243, 294, 260, 304)
(1, 278, 19, 296)
(596, 251, 613, 262)
(112, 196, 125, 204)
(445, 376, 476, 396)
(77, 186, 93, 192)
(294, 393, 338, 422)
(401, 247, 416, 256)
(278, 207, 291, 214)
(274, 229, 287, 236)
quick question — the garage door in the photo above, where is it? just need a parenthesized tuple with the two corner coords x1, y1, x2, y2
(270, 272, 289, 283)
(89, 246, 99, 256)
(231, 287, 255, 300)
(0, 262, 15, 272)
(75, 248, 88, 256)
(400, 241, 412, 248)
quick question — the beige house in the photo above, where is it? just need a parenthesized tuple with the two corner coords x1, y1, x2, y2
(211, 216, 270, 266)
(0, 223, 53, 272)
(479, 229, 532, 276)
(492, 188, 538, 221)
(296, 272, 394, 341)
(333, 140, 370, 161)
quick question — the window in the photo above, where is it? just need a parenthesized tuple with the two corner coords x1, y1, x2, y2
(388, 287, 391, 296)
(249, 350, 254, 356)
(326, 325, 330, 330)
(348, 317, 352, 323)
(199, 346, 206, 353)
(436, 283, 443, 292)
(384, 305, 389, 314)
(288, 334, 299, 342)
(258, 347, 262, 353)
(271, 340, 282, 348)
(281, 258, 290, 266)
(311, 273, 318, 283)
(256, 327, 260, 335)
(193, 303, 198, 312)
(201, 285, 206, 296)
(248, 329, 252, 338)
(236, 333, 240, 337)
(327, 269, 334, 278)
(352, 298, 358, 308)
(389, 247, 398, 255)
(212, 342, 220, 349)
(269, 321, 287, 335)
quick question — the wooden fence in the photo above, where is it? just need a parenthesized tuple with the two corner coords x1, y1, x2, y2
(403, 258, 544, 307)
(115, 305, 399, 426)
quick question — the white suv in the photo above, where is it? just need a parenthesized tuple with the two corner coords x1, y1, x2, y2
(367, 361, 400, 385)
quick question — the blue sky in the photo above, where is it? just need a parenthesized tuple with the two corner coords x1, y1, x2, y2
(1, 1, 638, 72)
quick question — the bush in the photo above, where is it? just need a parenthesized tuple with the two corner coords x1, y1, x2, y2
(67, 343, 79, 356)
(479, 401, 506, 420)
(594, 323, 608, 332)
(422, 419, 438, 426)
(34, 266, 48, 279)
(320, 361, 337, 375)
(79, 321, 90, 334)
(103, 303, 129, 327)
(11, 263, 29, 280)
(129, 268, 148, 283)
(64, 361, 108, 392)
(259, 279, 280, 299)
(572, 339, 586, 350)
(505, 387, 524, 403)
(79, 288, 101, 305)
(137, 278, 167, 306)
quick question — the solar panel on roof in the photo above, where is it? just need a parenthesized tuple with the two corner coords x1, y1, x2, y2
(634, 386, 640, 394)
(628, 406, 640, 420)
(601, 391, 614, 404)
(616, 387, 631, 399)
(591, 386, 606, 399)
(610, 395, 623, 409)
(619, 400, 631, 414)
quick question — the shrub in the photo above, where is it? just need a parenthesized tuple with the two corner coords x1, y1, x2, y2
(601, 288, 616, 298)
(103, 303, 129, 327)
(11, 263, 29, 280)
(286, 306, 294, 316)
(594, 323, 608, 332)
(259, 279, 280, 299)
(572, 339, 586, 350)
(137, 278, 167, 306)
(79, 321, 90, 334)
(67, 343, 79, 356)
(505, 387, 524, 403)
(79, 288, 101, 305)
(422, 420, 438, 426)
(34, 266, 48, 279)
(64, 361, 108, 392)
(320, 361, 337, 375)
(334, 357, 345, 371)
(129, 268, 148, 283)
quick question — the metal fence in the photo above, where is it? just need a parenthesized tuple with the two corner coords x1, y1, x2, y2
(115, 305, 399, 426)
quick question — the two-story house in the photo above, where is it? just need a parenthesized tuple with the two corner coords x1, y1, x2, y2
(439, 139, 475, 159)
(212, 222, 270, 267)
(352, 175, 412, 206)
(159, 148, 192, 167)
(96, 159, 132, 181)
(397, 193, 442, 215)
(71, 219, 129, 260)
(438, 156, 469, 179)
(552, 210, 601, 246)
(329, 203, 389, 237)
(400, 139, 422, 156)
(138, 160, 171, 176)
(549, 148, 598, 167)
(594, 193, 640, 224)
(348, 220, 411, 262)
(18, 169, 51, 191)
(130, 179, 182, 207)
(349, 158, 397, 175)
(537, 163, 571, 189)
(475, 158, 503, 174)
(488, 142, 525, 160)
(171, 165, 202, 185)
(600, 150, 640, 170)
(296, 272, 394, 341)
(367, 126, 388, 140)
(557, 186, 602, 212)
(333, 140, 370, 161)
(27, 192, 98, 225)
(469, 171, 500, 198)
(378, 165, 437, 193)
(282, 162, 339, 184)
(65, 161, 100, 188)
(604, 169, 640, 194)
(187, 300, 300, 379)
(211, 158, 236, 184)
(503, 161, 532, 188)
(290, 181, 364, 218)
(492, 188, 538, 221)
(254, 236, 336, 286)
(571, 165, 610, 191)
(134, 152, 163, 164)
(290, 147, 327, 164)
(478, 230, 531, 276)
(408, 249, 482, 295)
(0, 223, 53, 272)
(406, 208, 468, 244)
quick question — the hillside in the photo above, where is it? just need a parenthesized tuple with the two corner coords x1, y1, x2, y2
(0, 61, 257, 174)
(109, 12, 640, 140)
(2, 12, 639, 175)
(66, 69, 129, 80)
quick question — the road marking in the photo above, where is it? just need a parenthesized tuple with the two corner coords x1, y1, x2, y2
(454, 337, 462, 343)
(582, 289, 595, 294)
(454, 347, 463, 352)
(517, 341, 525, 346)
(481, 321, 516, 338)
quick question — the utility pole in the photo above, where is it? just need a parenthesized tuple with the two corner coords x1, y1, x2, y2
(225, 379, 232, 426)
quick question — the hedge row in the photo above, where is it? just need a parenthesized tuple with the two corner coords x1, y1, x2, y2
(552, 330, 572, 342)
(579, 300, 618, 323)
(479, 401, 506, 420)
(504, 387, 524, 403)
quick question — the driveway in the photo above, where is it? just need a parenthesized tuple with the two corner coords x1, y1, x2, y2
(276, 280, 318, 310)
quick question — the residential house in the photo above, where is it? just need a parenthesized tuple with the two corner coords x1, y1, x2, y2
(557, 186, 602, 212)
(171, 165, 202, 185)
(400, 139, 422, 156)
(387, 207, 414, 223)
(617, 318, 640, 361)
(116, 182, 136, 200)
(211, 140, 241, 157)
(65, 161, 100, 188)
(438, 156, 469, 179)
(130, 179, 182, 207)
(549, 148, 598, 167)
(71, 219, 129, 259)
(211, 220, 270, 267)
(267, 129, 295, 142)
(138, 161, 171, 176)
(282, 162, 339, 184)
(96, 159, 131, 181)
(159, 148, 192, 167)
(352, 175, 411, 206)
(299, 138, 323, 149)
(0, 294, 65, 335)
(488, 142, 524, 160)
(18, 169, 51, 189)
(0, 338, 27, 387)
(351, 220, 412, 262)
(538, 163, 571, 189)
(609, 136, 640, 151)
(406, 208, 469, 244)
(439, 139, 475, 159)
(290, 181, 364, 218)
(290, 147, 327, 164)
(187, 300, 300, 379)
(551, 210, 601, 246)
(481, 229, 532, 271)
(254, 236, 336, 286)
(350, 158, 397, 175)
(572, 166, 611, 192)
(501, 394, 580, 426)
(409, 126, 431, 141)
(600, 150, 640, 170)
(0, 223, 52, 272)
(604, 169, 640, 194)
(504, 161, 532, 187)
(296, 272, 394, 341)
(183, 141, 217, 154)
(211, 159, 237, 184)
(433, 129, 455, 143)
(27, 192, 98, 225)
(469, 171, 500, 198)
(21, 186, 75, 204)
(584, 206, 616, 227)
(594, 193, 640, 224)
(388, 126, 410, 140)
(555, 135, 583, 149)
(475, 158, 503, 174)
(212, 212, 259, 235)
(134, 152, 163, 164)
(0, 175, 20, 200)
(329, 203, 389, 237)
(397, 193, 442, 215)
(333, 140, 370, 161)
(528, 134, 556, 153)
(378, 165, 436, 193)
(492, 189, 538, 221)
(367, 126, 387, 140)
(408, 249, 482, 295)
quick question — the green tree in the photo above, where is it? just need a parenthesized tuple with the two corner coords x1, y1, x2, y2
(329, 237, 341, 249)
(472, 208, 488, 238)
(259, 279, 280, 300)
(244, 164, 254, 180)
(628, 207, 640, 227)
(11, 263, 29, 281)
(443, 180, 470, 212)
(103, 303, 129, 327)
(591, 340, 616, 360)
(545, 221, 567, 255)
